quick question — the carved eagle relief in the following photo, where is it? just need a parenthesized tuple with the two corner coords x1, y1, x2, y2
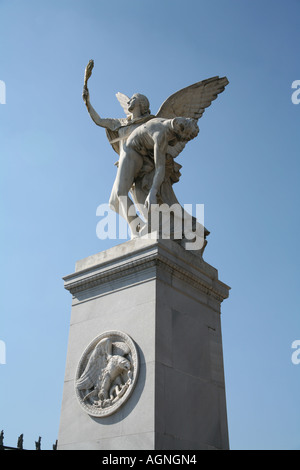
(75, 334, 137, 415)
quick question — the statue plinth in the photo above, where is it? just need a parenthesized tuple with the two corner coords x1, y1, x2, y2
(58, 237, 230, 450)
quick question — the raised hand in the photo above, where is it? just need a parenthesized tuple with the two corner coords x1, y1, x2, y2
(84, 59, 94, 87)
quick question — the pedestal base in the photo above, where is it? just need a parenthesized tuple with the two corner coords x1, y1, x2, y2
(58, 237, 230, 450)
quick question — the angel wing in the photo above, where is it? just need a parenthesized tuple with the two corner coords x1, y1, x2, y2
(156, 76, 229, 120)
(76, 338, 112, 391)
(166, 141, 186, 159)
(116, 92, 131, 117)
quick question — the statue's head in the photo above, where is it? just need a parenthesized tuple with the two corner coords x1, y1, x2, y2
(172, 117, 199, 142)
(128, 93, 151, 116)
(118, 357, 131, 371)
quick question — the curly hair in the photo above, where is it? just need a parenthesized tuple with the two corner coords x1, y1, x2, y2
(172, 117, 199, 142)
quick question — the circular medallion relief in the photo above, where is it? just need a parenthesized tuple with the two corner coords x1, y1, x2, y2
(75, 330, 139, 417)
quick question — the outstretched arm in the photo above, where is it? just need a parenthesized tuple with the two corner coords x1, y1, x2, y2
(82, 87, 120, 131)
(82, 60, 120, 131)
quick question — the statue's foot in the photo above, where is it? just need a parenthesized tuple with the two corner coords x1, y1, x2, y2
(130, 221, 147, 239)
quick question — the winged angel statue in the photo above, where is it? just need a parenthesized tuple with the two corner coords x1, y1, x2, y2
(83, 60, 228, 250)
(76, 337, 133, 410)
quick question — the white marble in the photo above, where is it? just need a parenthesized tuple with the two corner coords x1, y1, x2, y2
(58, 237, 230, 450)
(82, 60, 228, 241)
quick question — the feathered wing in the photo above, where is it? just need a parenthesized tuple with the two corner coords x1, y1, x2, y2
(76, 338, 112, 390)
(166, 141, 187, 159)
(116, 92, 130, 117)
(156, 76, 229, 120)
(112, 342, 130, 357)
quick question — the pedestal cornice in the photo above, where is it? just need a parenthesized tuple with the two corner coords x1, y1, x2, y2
(63, 238, 230, 304)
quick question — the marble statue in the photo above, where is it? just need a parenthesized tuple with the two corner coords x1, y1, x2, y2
(83, 60, 228, 247)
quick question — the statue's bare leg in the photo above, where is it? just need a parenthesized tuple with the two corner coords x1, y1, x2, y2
(109, 148, 144, 238)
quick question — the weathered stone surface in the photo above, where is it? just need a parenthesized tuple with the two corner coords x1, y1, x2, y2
(83, 61, 228, 242)
(58, 237, 230, 450)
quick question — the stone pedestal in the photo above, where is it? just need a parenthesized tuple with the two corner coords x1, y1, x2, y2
(57, 237, 230, 450)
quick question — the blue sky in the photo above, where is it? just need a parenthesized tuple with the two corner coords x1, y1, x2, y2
(0, 0, 299, 450)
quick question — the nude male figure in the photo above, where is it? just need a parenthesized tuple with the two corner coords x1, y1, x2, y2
(83, 86, 153, 237)
(82, 60, 228, 251)
(83, 79, 199, 237)
(125, 117, 199, 210)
